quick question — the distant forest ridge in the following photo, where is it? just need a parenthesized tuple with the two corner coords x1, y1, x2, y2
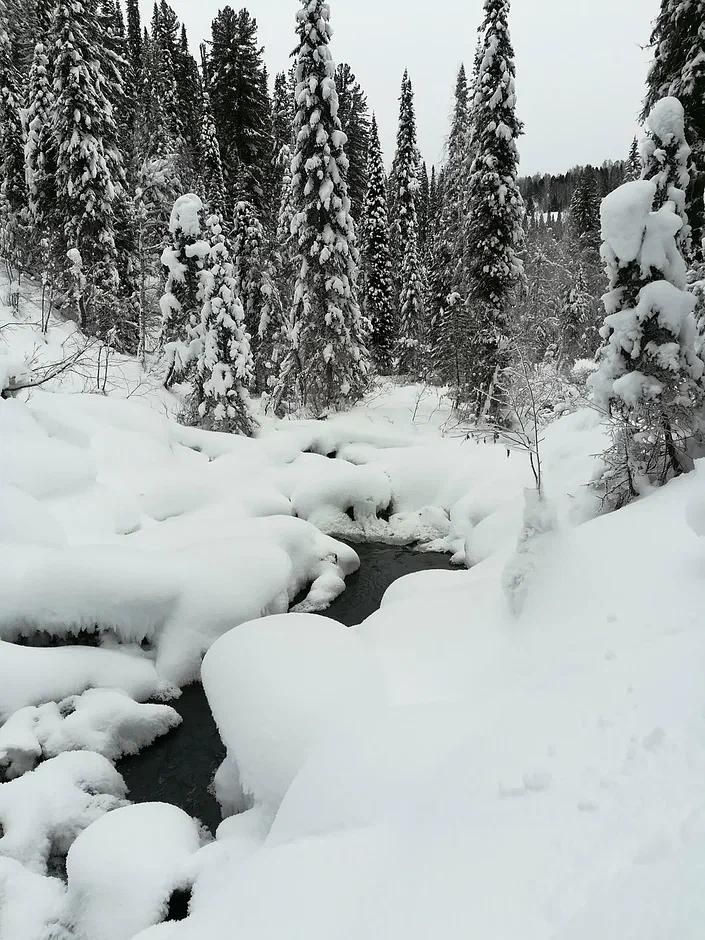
(518, 160, 627, 214)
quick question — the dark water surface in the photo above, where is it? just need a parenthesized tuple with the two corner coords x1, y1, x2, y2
(118, 542, 456, 831)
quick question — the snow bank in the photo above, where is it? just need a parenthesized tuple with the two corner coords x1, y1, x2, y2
(0, 641, 173, 721)
(202, 613, 386, 809)
(0, 689, 181, 779)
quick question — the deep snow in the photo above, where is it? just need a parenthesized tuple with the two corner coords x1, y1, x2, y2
(2, 272, 704, 939)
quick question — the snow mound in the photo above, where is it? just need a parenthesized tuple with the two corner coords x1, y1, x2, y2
(0, 751, 126, 875)
(56, 802, 203, 940)
(202, 613, 386, 809)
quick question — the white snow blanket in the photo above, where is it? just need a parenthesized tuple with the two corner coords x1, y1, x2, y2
(3, 273, 705, 938)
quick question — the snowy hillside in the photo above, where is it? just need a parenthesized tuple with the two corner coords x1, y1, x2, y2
(2, 267, 705, 940)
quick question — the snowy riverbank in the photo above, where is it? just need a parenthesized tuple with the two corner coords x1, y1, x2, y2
(2, 278, 705, 939)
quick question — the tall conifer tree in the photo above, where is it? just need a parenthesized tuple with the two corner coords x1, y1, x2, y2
(464, 0, 525, 414)
(360, 115, 395, 373)
(643, 0, 705, 257)
(273, 0, 369, 414)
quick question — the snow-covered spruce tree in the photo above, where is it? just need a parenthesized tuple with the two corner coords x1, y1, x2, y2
(209, 7, 272, 213)
(160, 192, 208, 386)
(417, 161, 430, 250)
(589, 98, 704, 507)
(266, 70, 295, 219)
(126, 0, 143, 77)
(0, 1, 27, 285)
(464, 0, 525, 416)
(200, 88, 226, 216)
(272, 0, 370, 415)
(174, 24, 204, 167)
(360, 115, 396, 373)
(133, 156, 179, 365)
(558, 265, 593, 368)
(137, 31, 176, 163)
(190, 213, 256, 436)
(334, 63, 371, 223)
(52, 0, 127, 335)
(643, 0, 705, 258)
(389, 70, 425, 374)
(232, 199, 281, 391)
(24, 40, 57, 321)
(430, 64, 471, 388)
(624, 137, 642, 182)
(101, 0, 134, 154)
(569, 166, 602, 253)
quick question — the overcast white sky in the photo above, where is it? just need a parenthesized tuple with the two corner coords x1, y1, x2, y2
(141, 0, 661, 175)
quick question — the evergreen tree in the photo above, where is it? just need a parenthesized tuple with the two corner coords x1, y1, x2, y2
(209, 6, 272, 212)
(52, 0, 126, 334)
(174, 22, 203, 166)
(273, 0, 370, 414)
(232, 199, 281, 389)
(24, 40, 57, 300)
(558, 266, 593, 367)
(389, 71, 421, 267)
(137, 34, 167, 161)
(643, 0, 705, 257)
(125, 0, 143, 76)
(149, 2, 180, 145)
(0, 0, 26, 277)
(464, 0, 525, 415)
(160, 192, 206, 386)
(200, 88, 226, 216)
(429, 64, 471, 387)
(624, 137, 641, 182)
(334, 63, 371, 222)
(35, 0, 55, 38)
(100, 0, 135, 159)
(133, 156, 179, 365)
(360, 115, 395, 373)
(267, 70, 295, 218)
(428, 165, 441, 238)
(193, 213, 256, 435)
(568, 166, 601, 252)
(271, 71, 294, 152)
(417, 161, 430, 249)
(389, 70, 425, 373)
(590, 98, 703, 506)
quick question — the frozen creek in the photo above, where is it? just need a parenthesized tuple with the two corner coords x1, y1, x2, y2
(117, 542, 455, 832)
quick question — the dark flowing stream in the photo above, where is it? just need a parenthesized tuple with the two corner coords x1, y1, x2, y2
(117, 542, 456, 831)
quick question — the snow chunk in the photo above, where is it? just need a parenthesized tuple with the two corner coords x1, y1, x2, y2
(600, 180, 657, 264)
(169, 193, 204, 237)
(646, 96, 686, 146)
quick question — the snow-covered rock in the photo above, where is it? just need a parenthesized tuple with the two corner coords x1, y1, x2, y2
(0, 689, 181, 780)
(57, 802, 203, 940)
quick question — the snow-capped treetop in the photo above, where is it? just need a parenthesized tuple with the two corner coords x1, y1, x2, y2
(169, 193, 205, 237)
(600, 180, 659, 267)
(646, 95, 686, 148)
